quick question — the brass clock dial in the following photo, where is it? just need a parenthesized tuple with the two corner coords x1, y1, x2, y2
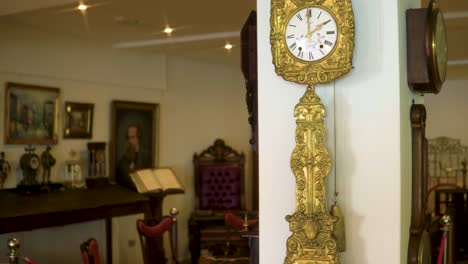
(284, 6, 338, 62)
(431, 6, 447, 87)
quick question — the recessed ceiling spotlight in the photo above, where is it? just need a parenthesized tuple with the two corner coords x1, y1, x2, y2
(78, 3, 88, 11)
(224, 43, 233, 50)
(163, 26, 174, 34)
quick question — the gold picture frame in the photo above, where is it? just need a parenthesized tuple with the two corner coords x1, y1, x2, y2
(64, 102, 94, 139)
(4, 82, 60, 145)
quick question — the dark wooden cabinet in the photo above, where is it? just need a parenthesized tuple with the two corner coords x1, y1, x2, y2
(241, 11, 258, 210)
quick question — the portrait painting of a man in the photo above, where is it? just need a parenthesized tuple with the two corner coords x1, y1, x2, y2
(111, 101, 158, 189)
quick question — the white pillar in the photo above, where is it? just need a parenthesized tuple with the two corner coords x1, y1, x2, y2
(258, 0, 419, 263)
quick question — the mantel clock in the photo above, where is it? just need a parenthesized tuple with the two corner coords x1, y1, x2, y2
(19, 145, 40, 186)
(270, 0, 355, 263)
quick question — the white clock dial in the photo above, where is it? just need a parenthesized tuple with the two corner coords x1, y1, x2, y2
(30, 157, 39, 170)
(285, 7, 338, 62)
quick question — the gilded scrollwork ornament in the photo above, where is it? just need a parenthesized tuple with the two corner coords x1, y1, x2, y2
(285, 86, 337, 264)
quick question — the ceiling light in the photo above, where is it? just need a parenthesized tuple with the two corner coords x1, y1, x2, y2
(78, 4, 88, 11)
(225, 43, 233, 50)
(164, 27, 174, 34)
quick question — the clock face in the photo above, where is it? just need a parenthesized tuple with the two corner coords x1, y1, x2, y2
(284, 6, 338, 62)
(30, 156, 39, 170)
(434, 10, 447, 84)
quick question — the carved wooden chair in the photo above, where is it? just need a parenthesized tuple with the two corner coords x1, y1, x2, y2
(137, 208, 179, 264)
(80, 238, 101, 264)
(188, 139, 249, 264)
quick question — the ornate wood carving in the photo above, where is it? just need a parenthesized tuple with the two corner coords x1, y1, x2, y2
(241, 10, 259, 210)
(408, 104, 431, 264)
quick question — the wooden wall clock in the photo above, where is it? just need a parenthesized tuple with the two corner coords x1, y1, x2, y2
(407, 0, 447, 94)
(270, 0, 355, 263)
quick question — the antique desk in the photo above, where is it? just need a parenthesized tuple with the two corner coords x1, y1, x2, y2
(0, 184, 152, 263)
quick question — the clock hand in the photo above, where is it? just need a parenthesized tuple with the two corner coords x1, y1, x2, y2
(306, 9, 311, 38)
(310, 19, 331, 35)
(310, 22, 325, 35)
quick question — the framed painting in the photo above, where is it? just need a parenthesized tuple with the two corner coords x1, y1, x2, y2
(64, 102, 94, 139)
(4, 82, 60, 145)
(110, 101, 159, 184)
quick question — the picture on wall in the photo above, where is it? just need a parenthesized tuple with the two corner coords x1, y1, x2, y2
(64, 102, 94, 139)
(110, 101, 158, 186)
(4, 82, 60, 145)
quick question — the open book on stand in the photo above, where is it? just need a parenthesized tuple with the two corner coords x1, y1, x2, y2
(130, 168, 184, 195)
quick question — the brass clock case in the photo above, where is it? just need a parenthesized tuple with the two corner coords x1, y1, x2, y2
(427, 1, 447, 93)
(271, 0, 355, 85)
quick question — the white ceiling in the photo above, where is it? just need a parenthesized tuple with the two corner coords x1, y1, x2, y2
(1, 1, 466, 78)
(0, 0, 257, 66)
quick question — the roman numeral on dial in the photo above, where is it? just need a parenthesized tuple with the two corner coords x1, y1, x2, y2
(289, 43, 297, 51)
(298, 50, 304, 58)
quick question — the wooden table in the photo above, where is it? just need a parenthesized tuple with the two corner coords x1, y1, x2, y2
(0, 184, 152, 263)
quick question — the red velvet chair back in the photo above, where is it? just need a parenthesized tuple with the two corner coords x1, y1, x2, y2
(194, 139, 245, 211)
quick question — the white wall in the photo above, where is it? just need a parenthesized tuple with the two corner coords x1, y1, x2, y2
(425, 80, 468, 145)
(160, 55, 252, 261)
(258, 0, 416, 263)
(0, 22, 250, 263)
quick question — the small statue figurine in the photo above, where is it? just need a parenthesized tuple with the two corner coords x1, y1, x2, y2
(41, 146, 56, 184)
(0, 152, 11, 189)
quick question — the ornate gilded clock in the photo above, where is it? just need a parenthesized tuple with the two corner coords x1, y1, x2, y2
(271, 0, 354, 85)
(270, 0, 355, 263)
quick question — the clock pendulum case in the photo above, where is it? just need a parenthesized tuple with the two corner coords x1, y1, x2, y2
(270, 0, 355, 263)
